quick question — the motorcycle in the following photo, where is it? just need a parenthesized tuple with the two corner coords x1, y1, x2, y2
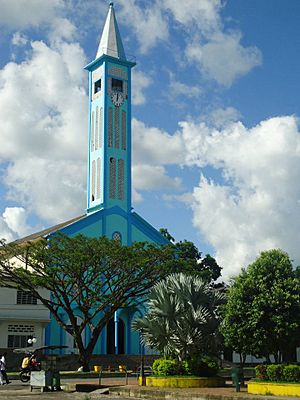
(19, 363, 41, 382)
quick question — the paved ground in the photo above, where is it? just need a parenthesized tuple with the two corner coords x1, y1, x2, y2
(1, 376, 300, 400)
(0, 376, 138, 400)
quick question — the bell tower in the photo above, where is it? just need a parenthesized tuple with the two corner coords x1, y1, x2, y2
(85, 2, 135, 214)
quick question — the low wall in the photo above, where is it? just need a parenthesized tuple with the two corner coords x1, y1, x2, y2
(0, 348, 157, 372)
(140, 376, 226, 388)
(248, 381, 300, 397)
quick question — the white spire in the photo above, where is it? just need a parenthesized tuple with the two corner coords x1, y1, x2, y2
(96, 2, 126, 61)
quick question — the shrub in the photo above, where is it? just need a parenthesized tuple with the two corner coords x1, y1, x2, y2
(152, 358, 178, 376)
(187, 356, 219, 377)
(255, 364, 268, 381)
(267, 364, 284, 381)
(283, 365, 300, 382)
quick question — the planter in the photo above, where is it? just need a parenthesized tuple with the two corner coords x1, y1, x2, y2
(248, 381, 300, 397)
(139, 376, 225, 388)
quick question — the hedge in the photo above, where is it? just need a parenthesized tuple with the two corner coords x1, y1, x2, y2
(255, 364, 300, 382)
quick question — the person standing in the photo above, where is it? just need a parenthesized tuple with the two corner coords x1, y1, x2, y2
(0, 352, 10, 384)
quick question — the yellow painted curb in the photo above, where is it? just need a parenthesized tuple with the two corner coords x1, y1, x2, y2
(139, 376, 225, 388)
(248, 381, 300, 397)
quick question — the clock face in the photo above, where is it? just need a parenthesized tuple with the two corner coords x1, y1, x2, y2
(111, 91, 124, 107)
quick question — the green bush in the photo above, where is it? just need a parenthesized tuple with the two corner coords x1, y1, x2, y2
(152, 358, 178, 376)
(283, 365, 300, 382)
(255, 365, 268, 381)
(267, 364, 284, 381)
(187, 356, 219, 377)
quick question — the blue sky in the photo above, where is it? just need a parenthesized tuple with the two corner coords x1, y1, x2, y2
(0, 0, 300, 279)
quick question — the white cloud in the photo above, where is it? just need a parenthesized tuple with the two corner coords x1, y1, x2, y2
(167, 72, 202, 103)
(133, 165, 181, 191)
(0, 207, 32, 241)
(132, 118, 184, 165)
(0, 37, 88, 225)
(132, 70, 152, 105)
(207, 107, 241, 129)
(11, 32, 28, 46)
(118, 0, 169, 54)
(186, 31, 262, 86)
(0, 0, 63, 29)
(179, 115, 300, 279)
(131, 118, 184, 201)
(163, 0, 222, 33)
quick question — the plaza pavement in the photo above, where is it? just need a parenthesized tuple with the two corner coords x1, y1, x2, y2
(1, 376, 300, 400)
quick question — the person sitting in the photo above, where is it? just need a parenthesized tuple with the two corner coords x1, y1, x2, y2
(21, 355, 30, 370)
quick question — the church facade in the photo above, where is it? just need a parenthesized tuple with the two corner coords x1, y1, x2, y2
(0, 3, 168, 355)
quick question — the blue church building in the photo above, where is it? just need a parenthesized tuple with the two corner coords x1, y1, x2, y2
(17, 3, 168, 355)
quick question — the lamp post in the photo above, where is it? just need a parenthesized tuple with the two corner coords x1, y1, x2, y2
(139, 328, 146, 386)
(28, 337, 37, 346)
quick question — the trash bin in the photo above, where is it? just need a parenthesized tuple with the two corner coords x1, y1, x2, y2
(94, 365, 102, 373)
(119, 365, 126, 372)
(231, 367, 243, 392)
(51, 370, 61, 389)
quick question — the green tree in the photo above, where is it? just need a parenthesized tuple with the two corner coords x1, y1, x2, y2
(159, 228, 222, 283)
(0, 233, 174, 370)
(132, 273, 225, 361)
(221, 249, 300, 364)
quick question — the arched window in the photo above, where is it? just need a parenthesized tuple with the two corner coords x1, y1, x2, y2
(121, 111, 126, 150)
(112, 231, 122, 242)
(91, 160, 96, 202)
(109, 157, 116, 199)
(108, 107, 113, 147)
(118, 159, 124, 200)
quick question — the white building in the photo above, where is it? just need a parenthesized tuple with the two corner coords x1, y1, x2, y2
(0, 287, 50, 349)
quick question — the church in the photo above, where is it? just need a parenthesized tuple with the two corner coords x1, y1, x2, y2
(0, 3, 168, 355)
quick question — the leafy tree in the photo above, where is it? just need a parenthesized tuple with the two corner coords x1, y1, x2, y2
(132, 273, 225, 361)
(221, 249, 300, 364)
(159, 228, 222, 283)
(0, 233, 174, 370)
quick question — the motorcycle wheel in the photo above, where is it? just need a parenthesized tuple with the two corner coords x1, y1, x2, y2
(20, 370, 30, 383)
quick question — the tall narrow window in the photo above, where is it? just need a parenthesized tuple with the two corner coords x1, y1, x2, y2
(108, 107, 113, 147)
(121, 111, 126, 150)
(99, 107, 103, 148)
(95, 106, 99, 150)
(96, 157, 101, 200)
(94, 79, 101, 94)
(92, 160, 96, 202)
(91, 111, 95, 151)
(109, 157, 116, 199)
(112, 78, 123, 92)
(108, 77, 112, 93)
(114, 107, 120, 149)
(118, 159, 124, 200)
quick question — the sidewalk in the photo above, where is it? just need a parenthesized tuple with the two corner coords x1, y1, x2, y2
(2, 376, 300, 400)
(109, 385, 300, 400)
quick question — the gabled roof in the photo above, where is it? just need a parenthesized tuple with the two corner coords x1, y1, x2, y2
(13, 214, 86, 245)
(96, 2, 126, 61)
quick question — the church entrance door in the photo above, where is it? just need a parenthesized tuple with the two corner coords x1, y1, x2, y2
(106, 317, 125, 354)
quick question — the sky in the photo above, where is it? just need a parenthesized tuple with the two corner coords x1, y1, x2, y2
(0, 0, 300, 280)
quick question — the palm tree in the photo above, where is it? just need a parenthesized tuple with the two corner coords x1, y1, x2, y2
(132, 273, 225, 361)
